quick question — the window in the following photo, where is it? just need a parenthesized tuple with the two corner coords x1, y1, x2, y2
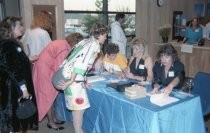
(64, 0, 136, 39)
(0, 0, 5, 21)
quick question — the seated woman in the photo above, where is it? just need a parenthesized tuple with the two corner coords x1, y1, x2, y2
(183, 17, 203, 44)
(125, 37, 153, 82)
(103, 43, 127, 78)
(152, 44, 185, 96)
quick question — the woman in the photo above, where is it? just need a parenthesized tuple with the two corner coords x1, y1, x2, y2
(0, 16, 38, 133)
(57, 23, 108, 133)
(183, 17, 202, 44)
(126, 37, 153, 81)
(152, 44, 185, 96)
(22, 10, 53, 62)
(32, 32, 83, 130)
(103, 43, 128, 78)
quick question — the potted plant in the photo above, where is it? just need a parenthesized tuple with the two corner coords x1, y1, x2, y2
(158, 24, 172, 43)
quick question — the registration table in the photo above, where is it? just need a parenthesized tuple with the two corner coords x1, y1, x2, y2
(82, 74, 206, 133)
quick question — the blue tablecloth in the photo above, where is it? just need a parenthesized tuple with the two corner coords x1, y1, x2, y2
(82, 74, 206, 133)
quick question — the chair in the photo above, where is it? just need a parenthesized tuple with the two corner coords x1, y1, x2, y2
(192, 72, 210, 116)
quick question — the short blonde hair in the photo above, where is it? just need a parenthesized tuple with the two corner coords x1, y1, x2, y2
(131, 37, 149, 60)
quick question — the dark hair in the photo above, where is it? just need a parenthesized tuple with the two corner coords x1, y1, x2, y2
(115, 13, 125, 21)
(90, 23, 108, 39)
(189, 17, 200, 28)
(65, 32, 83, 47)
(105, 43, 119, 55)
(0, 16, 22, 39)
(156, 43, 178, 63)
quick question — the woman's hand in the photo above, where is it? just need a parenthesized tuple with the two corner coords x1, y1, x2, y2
(162, 85, 173, 96)
(125, 72, 134, 79)
(85, 83, 92, 89)
(151, 84, 160, 94)
(57, 80, 71, 90)
(30, 55, 39, 63)
(22, 90, 30, 98)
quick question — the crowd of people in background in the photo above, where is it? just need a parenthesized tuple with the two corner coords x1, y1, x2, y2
(5, 11, 209, 133)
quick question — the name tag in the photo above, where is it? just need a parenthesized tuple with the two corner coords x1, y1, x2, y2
(168, 71, 174, 77)
(138, 64, 145, 69)
(195, 29, 199, 32)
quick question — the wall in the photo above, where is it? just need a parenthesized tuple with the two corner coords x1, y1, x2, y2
(136, 0, 207, 58)
(5, 0, 20, 16)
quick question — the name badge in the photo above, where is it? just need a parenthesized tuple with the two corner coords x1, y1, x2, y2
(195, 29, 199, 32)
(168, 71, 174, 77)
(138, 64, 145, 69)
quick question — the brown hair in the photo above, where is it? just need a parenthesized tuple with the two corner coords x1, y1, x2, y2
(131, 37, 149, 60)
(89, 23, 108, 39)
(156, 43, 178, 63)
(0, 16, 22, 39)
(30, 11, 53, 31)
(105, 43, 119, 55)
(65, 32, 83, 47)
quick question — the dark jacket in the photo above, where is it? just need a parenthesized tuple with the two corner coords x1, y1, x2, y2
(0, 39, 38, 132)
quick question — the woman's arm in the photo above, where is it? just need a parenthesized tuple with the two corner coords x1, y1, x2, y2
(145, 56, 153, 82)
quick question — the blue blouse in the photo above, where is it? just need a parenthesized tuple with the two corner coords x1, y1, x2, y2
(185, 26, 202, 44)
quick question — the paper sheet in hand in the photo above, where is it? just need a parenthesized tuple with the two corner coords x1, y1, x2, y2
(87, 75, 105, 83)
(150, 94, 179, 106)
(181, 44, 193, 53)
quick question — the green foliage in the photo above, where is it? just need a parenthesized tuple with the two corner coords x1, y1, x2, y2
(158, 24, 172, 37)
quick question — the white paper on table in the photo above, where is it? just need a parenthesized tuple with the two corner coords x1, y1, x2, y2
(150, 93, 180, 106)
(181, 44, 193, 53)
(87, 76, 105, 83)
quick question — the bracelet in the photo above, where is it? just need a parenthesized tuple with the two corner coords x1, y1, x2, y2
(20, 84, 27, 92)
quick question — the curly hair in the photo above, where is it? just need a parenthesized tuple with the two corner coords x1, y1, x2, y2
(30, 11, 53, 31)
(131, 37, 149, 60)
(156, 43, 178, 63)
(89, 23, 108, 39)
(65, 32, 83, 47)
(105, 43, 119, 55)
(0, 16, 22, 39)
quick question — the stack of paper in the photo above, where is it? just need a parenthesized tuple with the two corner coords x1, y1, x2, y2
(87, 75, 105, 83)
(125, 85, 147, 99)
(150, 93, 179, 106)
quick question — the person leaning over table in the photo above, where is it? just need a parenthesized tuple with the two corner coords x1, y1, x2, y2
(125, 37, 153, 82)
(57, 23, 108, 133)
(32, 32, 83, 130)
(152, 44, 185, 96)
(182, 17, 202, 44)
(103, 43, 128, 78)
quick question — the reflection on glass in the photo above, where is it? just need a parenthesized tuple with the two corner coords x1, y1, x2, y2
(64, 0, 135, 12)
(108, 0, 135, 12)
(64, 0, 102, 11)
(64, 13, 136, 38)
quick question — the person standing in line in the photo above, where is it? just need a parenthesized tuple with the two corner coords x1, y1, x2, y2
(0, 16, 38, 133)
(111, 13, 127, 55)
(32, 32, 83, 130)
(57, 23, 108, 133)
(22, 10, 53, 63)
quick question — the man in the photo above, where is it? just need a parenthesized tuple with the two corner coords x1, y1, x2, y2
(111, 13, 127, 55)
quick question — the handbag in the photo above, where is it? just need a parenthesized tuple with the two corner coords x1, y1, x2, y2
(16, 95, 37, 119)
(52, 41, 93, 90)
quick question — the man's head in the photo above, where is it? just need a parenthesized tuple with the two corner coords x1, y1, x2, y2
(115, 13, 125, 24)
